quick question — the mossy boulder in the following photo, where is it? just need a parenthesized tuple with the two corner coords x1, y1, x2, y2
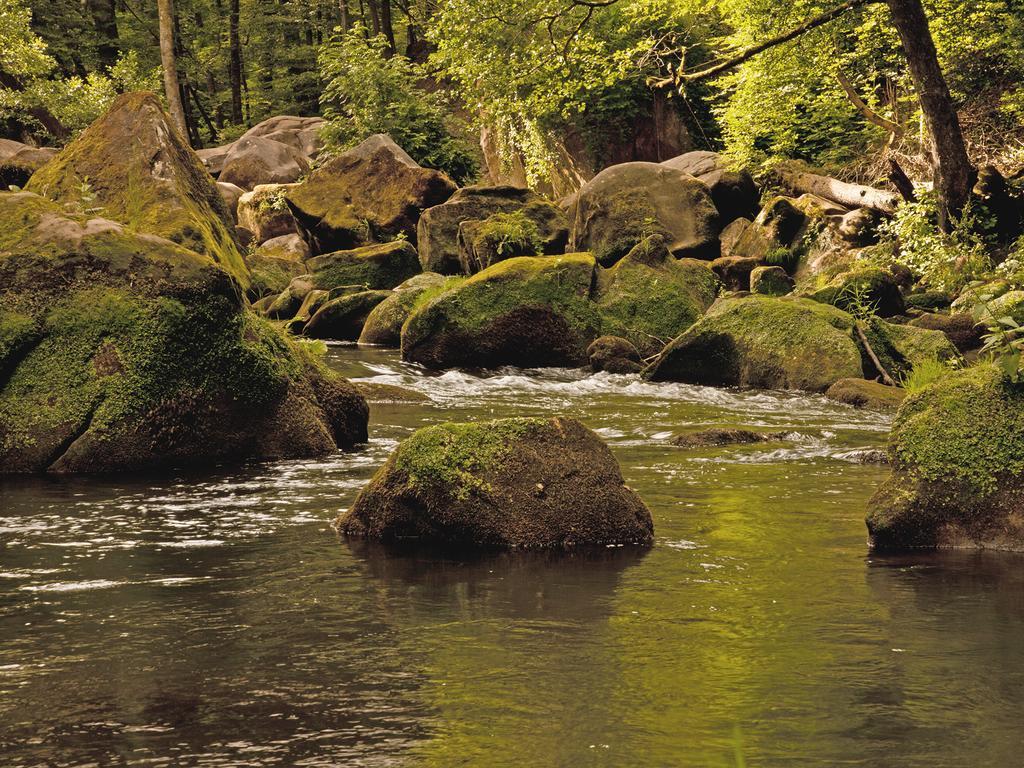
(266, 276, 315, 320)
(283, 289, 330, 335)
(26, 92, 246, 285)
(401, 254, 601, 369)
(862, 317, 961, 381)
(0, 192, 367, 473)
(358, 272, 449, 347)
(236, 184, 298, 243)
(569, 161, 721, 266)
(303, 290, 392, 341)
(867, 365, 1024, 551)
(337, 416, 653, 549)
(904, 290, 953, 312)
(711, 255, 763, 292)
(307, 240, 420, 292)
(750, 265, 794, 296)
(587, 336, 642, 374)
(244, 251, 308, 300)
(593, 236, 720, 357)
(0, 145, 56, 188)
(285, 134, 456, 255)
(661, 151, 759, 224)
(644, 296, 864, 392)
(825, 378, 906, 410)
(219, 135, 310, 191)
(417, 185, 540, 274)
(457, 200, 569, 274)
(802, 266, 905, 318)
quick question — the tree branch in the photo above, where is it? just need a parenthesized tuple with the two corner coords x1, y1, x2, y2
(835, 70, 903, 136)
(651, 0, 881, 87)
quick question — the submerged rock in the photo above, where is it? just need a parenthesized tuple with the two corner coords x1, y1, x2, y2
(825, 378, 906, 410)
(0, 193, 368, 473)
(401, 254, 601, 369)
(337, 416, 653, 549)
(568, 161, 721, 266)
(670, 428, 791, 448)
(867, 365, 1024, 551)
(645, 296, 864, 392)
(26, 92, 247, 283)
(286, 134, 456, 254)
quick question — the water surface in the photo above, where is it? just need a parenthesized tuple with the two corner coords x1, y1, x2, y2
(3, 347, 1023, 766)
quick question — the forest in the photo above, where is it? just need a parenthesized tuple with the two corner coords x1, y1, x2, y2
(2, 0, 1024, 765)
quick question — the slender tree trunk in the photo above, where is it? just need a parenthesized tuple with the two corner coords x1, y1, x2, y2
(87, 0, 120, 70)
(885, 0, 974, 228)
(380, 0, 396, 55)
(157, 0, 189, 142)
(339, 0, 350, 31)
(229, 0, 244, 123)
(367, 0, 381, 36)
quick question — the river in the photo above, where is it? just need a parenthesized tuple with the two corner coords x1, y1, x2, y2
(2, 346, 1023, 766)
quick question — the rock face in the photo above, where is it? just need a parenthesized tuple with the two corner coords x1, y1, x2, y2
(286, 134, 456, 255)
(568, 161, 721, 266)
(219, 135, 311, 191)
(358, 273, 448, 347)
(593, 236, 719, 357)
(402, 254, 601, 369)
(645, 296, 864, 392)
(307, 241, 421, 292)
(418, 186, 568, 275)
(0, 192, 368, 473)
(26, 92, 247, 283)
(750, 266, 794, 296)
(337, 416, 654, 549)
(867, 365, 1024, 552)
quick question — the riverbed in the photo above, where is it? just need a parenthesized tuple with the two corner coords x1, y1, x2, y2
(2, 346, 1023, 766)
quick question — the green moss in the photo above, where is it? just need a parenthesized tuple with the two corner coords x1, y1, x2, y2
(469, 210, 542, 268)
(803, 267, 902, 316)
(393, 418, 541, 500)
(308, 241, 420, 291)
(595, 248, 719, 356)
(891, 364, 1024, 494)
(862, 317, 961, 380)
(587, 189, 670, 266)
(0, 311, 38, 372)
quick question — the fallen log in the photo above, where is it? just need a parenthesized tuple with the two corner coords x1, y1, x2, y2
(776, 164, 900, 214)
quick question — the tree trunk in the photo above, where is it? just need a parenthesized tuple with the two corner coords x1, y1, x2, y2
(776, 164, 899, 213)
(229, 0, 243, 123)
(157, 0, 189, 142)
(339, 0, 350, 31)
(885, 0, 974, 228)
(380, 0, 396, 55)
(367, 0, 381, 36)
(87, 0, 120, 71)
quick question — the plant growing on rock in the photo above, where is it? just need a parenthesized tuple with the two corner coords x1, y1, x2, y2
(974, 294, 1024, 382)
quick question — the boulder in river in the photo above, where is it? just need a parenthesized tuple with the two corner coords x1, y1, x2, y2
(670, 428, 791, 448)
(303, 290, 392, 341)
(26, 92, 247, 283)
(337, 416, 654, 549)
(0, 192, 368, 473)
(867, 365, 1024, 552)
(644, 296, 864, 392)
(457, 201, 569, 275)
(593, 236, 720, 357)
(286, 134, 456, 254)
(401, 253, 601, 369)
(825, 378, 906, 410)
(568, 161, 721, 266)
(587, 336, 643, 374)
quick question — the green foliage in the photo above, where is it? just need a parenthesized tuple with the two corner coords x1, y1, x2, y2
(319, 25, 478, 183)
(973, 293, 1024, 383)
(877, 191, 993, 293)
(838, 280, 879, 321)
(473, 212, 542, 260)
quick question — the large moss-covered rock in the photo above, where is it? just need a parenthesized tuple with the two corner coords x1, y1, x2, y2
(307, 240, 420, 292)
(908, 312, 982, 353)
(593, 236, 720, 356)
(569, 162, 721, 266)
(401, 254, 601, 369)
(0, 193, 368, 473)
(26, 92, 246, 283)
(867, 365, 1024, 551)
(661, 151, 759, 224)
(337, 416, 653, 549)
(826, 378, 906, 410)
(236, 184, 298, 243)
(750, 265, 794, 296)
(418, 186, 567, 275)
(358, 273, 449, 347)
(587, 336, 642, 374)
(286, 134, 456, 255)
(644, 296, 864, 392)
(863, 317, 961, 380)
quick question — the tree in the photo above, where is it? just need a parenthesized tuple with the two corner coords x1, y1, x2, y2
(157, 0, 189, 140)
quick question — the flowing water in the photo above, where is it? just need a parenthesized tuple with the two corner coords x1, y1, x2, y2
(3, 347, 1024, 767)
